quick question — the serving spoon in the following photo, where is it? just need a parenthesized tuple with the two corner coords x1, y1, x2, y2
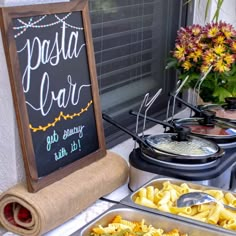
(176, 192, 236, 211)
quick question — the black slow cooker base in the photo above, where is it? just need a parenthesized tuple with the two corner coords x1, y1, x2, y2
(129, 148, 236, 181)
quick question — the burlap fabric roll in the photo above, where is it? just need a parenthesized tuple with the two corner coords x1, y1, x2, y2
(0, 151, 129, 236)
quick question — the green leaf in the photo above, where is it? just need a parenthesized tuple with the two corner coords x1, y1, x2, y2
(212, 0, 224, 22)
(224, 64, 236, 76)
(204, 0, 212, 21)
(231, 87, 236, 96)
(213, 87, 232, 102)
(226, 80, 236, 94)
(165, 58, 178, 69)
(224, 75, 236, 82)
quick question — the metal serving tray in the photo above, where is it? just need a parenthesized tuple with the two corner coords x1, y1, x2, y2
(74, 204, 232, 236)
(121, 177, 236, 235)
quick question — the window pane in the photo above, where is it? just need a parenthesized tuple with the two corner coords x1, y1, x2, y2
(89, 0, 188, 146)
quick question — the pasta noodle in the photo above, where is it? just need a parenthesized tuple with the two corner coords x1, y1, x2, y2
(220, 207, 236, 221)
(177, 212, 207, 223)
(207, 203, 222, 225)
(133, 181, 236, 232)
(139, 188, 147, 198)
(169, 206, 192, 215)
(225, 192, 236, 206)
(158, 203, 171, 213)
(169, 189, 179, 202)
(90, 215, 188, 236)
(135, 196, 157, 209)
(146, 186, 155, 202)
(197, 204, 212, 212)
(191, 210, 209, 221)
(158, 191, 171, 206)
(224, 219, 236, 230)
(180, 183, 191, 194)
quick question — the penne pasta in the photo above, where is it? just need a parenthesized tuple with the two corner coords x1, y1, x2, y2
(154, 191, 164, 204)
(157, 203, 171, 213)
(221, 197, 228, 205)
(189, 206, 198, 216)
(169, 183, 184, 194)
(158, 191, 171, 206)
(225, 192, 236, 206)
(169, 189, 179, 202)
(220, 207, 236, 221)
(227, 219, 236, 226)
(162, 181, 172, 190)
(146, 185, 155, 202)
(191, 210, 210, 220)
(180, 183, 191, 194)
(133, 181, 236, 232)
(197, 204, 212, 212)
(137, 196, 157, 209)
(207, 203, 223, 225)
(177, 212, 207, 223)
(219, 219, 228, 227)
(138, 187, 147, 198)
(169, 206, 192, 215)
(163, 181, 183, 194)
(223, 221, 236, 230)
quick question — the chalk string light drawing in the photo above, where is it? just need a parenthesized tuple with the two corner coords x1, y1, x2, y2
(29, 100, 93, 132)
(13, 13, 83, 38)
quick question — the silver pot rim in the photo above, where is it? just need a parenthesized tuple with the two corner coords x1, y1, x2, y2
(145, 133, 220, 157)
(175, 117, 236, 138)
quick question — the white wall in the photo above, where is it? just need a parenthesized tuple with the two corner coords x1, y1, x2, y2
(193, 0, 236, 26)
(0, 32, 22, 191)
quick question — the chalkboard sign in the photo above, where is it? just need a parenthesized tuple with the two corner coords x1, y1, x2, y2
(0, 0, 106, 192)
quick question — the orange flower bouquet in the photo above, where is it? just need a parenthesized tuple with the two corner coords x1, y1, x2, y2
(166, 21, 236, 103)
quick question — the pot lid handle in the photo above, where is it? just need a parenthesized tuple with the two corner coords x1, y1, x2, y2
(225, 97, 236, 109)
(171, 125, 191, 141)
(169, 93, 217, 126)
(130, 110, 192, 141)
(102, 113, 151, 149)
(198, 110, 216, 126)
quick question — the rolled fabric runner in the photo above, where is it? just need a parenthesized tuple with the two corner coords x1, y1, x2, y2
(0, 151, 129, 236)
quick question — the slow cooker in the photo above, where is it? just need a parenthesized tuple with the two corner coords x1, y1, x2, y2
(129, 146, 236, 191)
(102, 113, 236, 193)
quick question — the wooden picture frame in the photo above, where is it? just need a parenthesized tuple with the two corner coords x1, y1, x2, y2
(0, 0, 106, 192)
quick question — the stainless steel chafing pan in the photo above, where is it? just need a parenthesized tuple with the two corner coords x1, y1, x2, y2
(121, 177, 236, 235)
(73, 204, 233, 236)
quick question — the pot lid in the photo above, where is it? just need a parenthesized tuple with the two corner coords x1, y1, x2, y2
(175, 118, 236, 140)
(145, 133, 219, 157)
(200, 97, 236, 122)
(201, 105, 236, 122)
(142, 150, 219, 168)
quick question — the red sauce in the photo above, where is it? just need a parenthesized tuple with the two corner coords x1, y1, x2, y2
(187, 125, 229, 136)
(211, 108, 236, 120)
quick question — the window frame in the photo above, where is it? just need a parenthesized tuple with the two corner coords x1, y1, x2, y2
(89, 0, 194, 148)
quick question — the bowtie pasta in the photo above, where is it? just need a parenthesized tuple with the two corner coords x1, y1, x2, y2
(90, 215, 188, 236)
(134, 181, 236, 231)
